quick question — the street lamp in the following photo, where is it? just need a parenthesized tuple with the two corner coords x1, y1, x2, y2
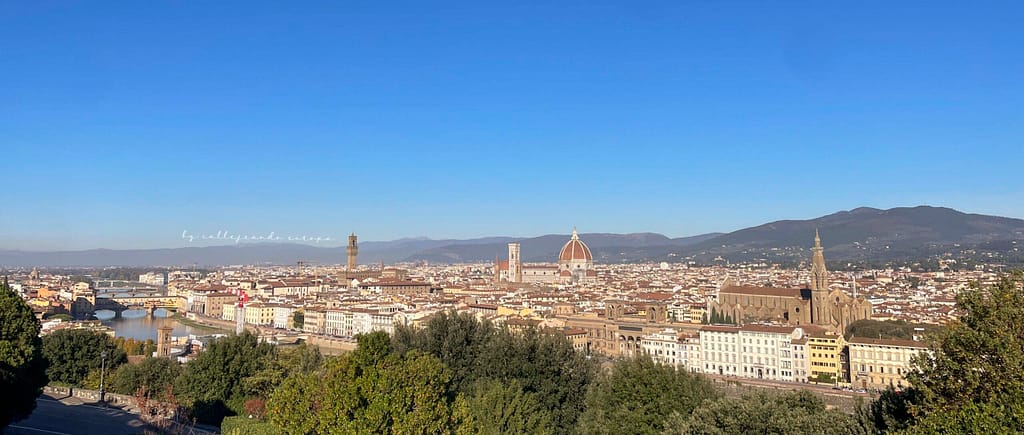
(99, 350, 107, 404)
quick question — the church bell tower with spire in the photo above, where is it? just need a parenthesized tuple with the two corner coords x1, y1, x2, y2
(810, 230, 831, 326)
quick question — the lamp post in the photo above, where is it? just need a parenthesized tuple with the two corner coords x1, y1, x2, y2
(99, 350, 107, 404)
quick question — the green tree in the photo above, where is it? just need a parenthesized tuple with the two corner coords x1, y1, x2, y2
(265, 371, 320, 434)
(292, 311, 304, 330)
(459, 379, 554, 434)
(394, 313, 595, 433)
(0, 277, 48, 428)
(481, 328, 595, 433)
(391, 310, 494, 390)
(175, 332, 276, 425)
(579, 356, 717, 435)
(855, 387, 921, 433)
(845, 319, 938, 341)
(901, 399, 1024, 434)
(41, 329, 126, 386)
(267, 348, 461, 434)
(110, 357, 182, 399)
(242, 342, 323, 400)
(894, 272, 1024, 432)
(809, 372, 836, 385)
(665, 390, 865, 435)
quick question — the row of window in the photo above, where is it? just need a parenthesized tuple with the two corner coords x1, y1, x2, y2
(858, 364, 904, 374)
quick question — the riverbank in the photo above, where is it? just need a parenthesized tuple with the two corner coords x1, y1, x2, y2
(169, 313, 233, 334)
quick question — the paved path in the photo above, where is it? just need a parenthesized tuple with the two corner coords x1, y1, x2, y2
(3, 394, 151, 435)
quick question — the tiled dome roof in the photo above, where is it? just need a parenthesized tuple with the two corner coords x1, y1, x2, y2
(559, 228, 592, 262)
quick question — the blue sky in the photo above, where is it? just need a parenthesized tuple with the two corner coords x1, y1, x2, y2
(2, 1, 1022, 250)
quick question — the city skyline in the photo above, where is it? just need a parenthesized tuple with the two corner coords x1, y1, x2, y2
(3, 2, 1023, 250)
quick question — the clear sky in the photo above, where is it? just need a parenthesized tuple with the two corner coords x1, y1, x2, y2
(2, 1, 1022, 250)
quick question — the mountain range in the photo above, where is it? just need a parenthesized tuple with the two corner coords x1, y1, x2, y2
(3, 206, 1023, 268)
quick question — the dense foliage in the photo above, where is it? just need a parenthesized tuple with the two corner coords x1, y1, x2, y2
(844, 319, 940, 341)
(110, 356, 182, 399)
(175, 332, 276, 424)
(267, 333, 462, 434)
(114, 336, 157, 356)
(665, 390, 866, 434)
(41, 329, 126, 386)
(579, 356, 717, 435)
(221, 415, 279, 435)
(392, 311, 596, 432)
(458, 379, 554, 434)
(703, 307, 736, 325)
(892, 271, 1024, 432)
(0, 277, 48, 428)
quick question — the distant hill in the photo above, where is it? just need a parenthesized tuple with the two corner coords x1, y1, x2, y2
(682, 206, 1024, 264)
(404, 232, 721, 264)
(3, 206, 1022, 267)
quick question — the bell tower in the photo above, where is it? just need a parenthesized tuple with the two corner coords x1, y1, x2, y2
(346, 233, 358, 272)
(508, 243, 522, 283)
(810, 230, 830, 325)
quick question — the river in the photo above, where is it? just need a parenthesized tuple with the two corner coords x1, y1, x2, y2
(95, 309, 200, 341)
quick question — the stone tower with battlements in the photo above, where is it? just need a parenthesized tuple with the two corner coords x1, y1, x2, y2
(346, 233, 358, 272)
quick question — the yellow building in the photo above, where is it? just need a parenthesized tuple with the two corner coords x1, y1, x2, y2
(243, 303, 276, 326)
(688, 305, 706, 324)
(561, 328, 589, 353)
(807, 333, 845, 385)
(221, 304, 237, 321)
(848, 337, 927, 390)
(37, 286, 59, 299)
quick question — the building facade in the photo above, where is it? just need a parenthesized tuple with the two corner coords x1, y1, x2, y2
(495, 228, 596, 286)
(848, 337, 927, 390)
(709, 231, 873, 334)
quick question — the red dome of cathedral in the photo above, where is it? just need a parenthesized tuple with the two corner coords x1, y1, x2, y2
(559, 228, 593, 262)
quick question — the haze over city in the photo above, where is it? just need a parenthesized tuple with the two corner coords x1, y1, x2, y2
(3, 2, 1023, 250)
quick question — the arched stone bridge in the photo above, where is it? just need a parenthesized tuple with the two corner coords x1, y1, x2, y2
(92, 295, 180, 317)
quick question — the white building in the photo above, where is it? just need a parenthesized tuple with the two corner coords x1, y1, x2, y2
(700, 324, 813, 382)
(642, 328, 690, 370)
(738, 325, 806, 382)
(139, 272, 166, 286)
(324, 310, 353, 337)
(700, 325, 740, 376)
(273, 305, 296, 329)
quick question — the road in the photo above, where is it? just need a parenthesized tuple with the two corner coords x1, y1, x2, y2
(3, 394, 151, 435)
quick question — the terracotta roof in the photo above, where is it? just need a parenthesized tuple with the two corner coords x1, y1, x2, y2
(740, 324, 798, 334)
(468, 303, 498, 310)
(720, 285, 804, 298)
(559, 229, 593, 262)
(562, 328, 588, 336)
(701, 325, 741, 333)
(636, 292, 673, 301)
(849, 336, 927, 348)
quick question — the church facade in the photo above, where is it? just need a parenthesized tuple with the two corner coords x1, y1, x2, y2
(495, 228, 596, 285)
(708, 231, 872, 334)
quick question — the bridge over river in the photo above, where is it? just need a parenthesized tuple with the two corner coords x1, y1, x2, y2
(72, 290, 182, 319)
